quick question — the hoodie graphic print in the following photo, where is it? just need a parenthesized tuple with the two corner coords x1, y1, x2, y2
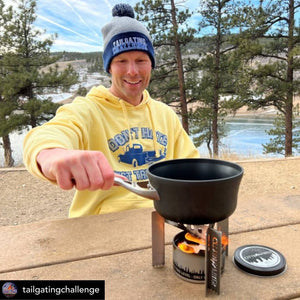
(108, 128, 167, 181)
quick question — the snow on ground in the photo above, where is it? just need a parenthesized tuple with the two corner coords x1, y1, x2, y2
(38, 93, 73, 103)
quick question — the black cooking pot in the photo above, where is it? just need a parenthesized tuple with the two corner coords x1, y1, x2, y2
(114, 158, 243, 225)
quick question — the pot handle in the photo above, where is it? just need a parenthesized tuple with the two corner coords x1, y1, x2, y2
(114, 177, 160, 201)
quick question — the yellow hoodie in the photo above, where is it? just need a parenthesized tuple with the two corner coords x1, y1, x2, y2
(23, 85, 199, 217)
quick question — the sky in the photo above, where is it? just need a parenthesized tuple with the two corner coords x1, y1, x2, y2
(31, 0, 200, 53)
(6, 0, 295, 53)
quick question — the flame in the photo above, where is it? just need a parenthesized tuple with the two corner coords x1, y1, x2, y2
(185, 232, 206, 245)
(177, 232, 229, 254)
(178, 242, 195, 253)
(222, 234, 229, 247)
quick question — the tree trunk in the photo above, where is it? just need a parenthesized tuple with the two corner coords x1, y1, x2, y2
(207, 137, 213, 158)
(2, 135, 14, 167)
(31, 114, 37, 128)
(170, 0, 189, 134)
(285, 0, 294, 157)
(212, 93, 219, 157)
(285, 91, 293, 157)
(212, 0, 222, 157)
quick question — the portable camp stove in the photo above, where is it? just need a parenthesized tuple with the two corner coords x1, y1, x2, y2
(151, 211, 229, 296)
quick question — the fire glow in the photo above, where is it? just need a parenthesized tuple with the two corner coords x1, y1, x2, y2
(177, 232, 229, 254)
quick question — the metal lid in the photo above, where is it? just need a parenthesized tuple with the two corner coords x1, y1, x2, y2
(233, 244, 287, 276)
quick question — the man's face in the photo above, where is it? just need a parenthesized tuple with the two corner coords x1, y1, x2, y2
(109, 51, 152, 106)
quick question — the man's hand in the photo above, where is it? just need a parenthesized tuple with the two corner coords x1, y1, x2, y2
(37, 148, 115, 191)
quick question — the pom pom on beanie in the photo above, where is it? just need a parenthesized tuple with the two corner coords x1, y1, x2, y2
(102, 3, 155, 73)
(112, 3, 135, 18)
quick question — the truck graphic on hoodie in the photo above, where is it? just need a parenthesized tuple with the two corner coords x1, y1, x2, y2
(118, 144, 165, 167)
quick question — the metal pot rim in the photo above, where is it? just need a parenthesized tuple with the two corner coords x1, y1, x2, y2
(148, 158, 244, 183)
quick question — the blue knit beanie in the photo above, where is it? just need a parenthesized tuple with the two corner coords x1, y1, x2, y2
(102, 3, 155, 73)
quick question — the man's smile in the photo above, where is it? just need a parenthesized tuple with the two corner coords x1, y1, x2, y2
(124, 79, 142, 85)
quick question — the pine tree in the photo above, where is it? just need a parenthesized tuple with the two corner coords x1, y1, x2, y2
(234, 0, 300, 157)
(0, 0, 78, 166)
(263, 105, 300, 155)
(135, 0, 196, 133)
(0, 0, 19, 166)
(194, 0, 245, 157)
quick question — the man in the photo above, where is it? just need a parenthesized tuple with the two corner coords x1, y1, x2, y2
(23, 3, 199, 217)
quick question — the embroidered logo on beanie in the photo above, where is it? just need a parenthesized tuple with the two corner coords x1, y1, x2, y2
(112, 36, 148, 55)
(101, 3, 155, 73)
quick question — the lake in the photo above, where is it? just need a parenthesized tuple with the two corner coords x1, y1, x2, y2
(1, 117, 299, 167)
(198, 117, 300, 158)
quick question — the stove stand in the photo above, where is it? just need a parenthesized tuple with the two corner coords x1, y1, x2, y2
(151, 211, 229, 296)
(151, 210, 165, 267)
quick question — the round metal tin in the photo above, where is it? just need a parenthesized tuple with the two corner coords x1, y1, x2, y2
(233, 244, 287, 277)
(172, 231, 226, 283)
